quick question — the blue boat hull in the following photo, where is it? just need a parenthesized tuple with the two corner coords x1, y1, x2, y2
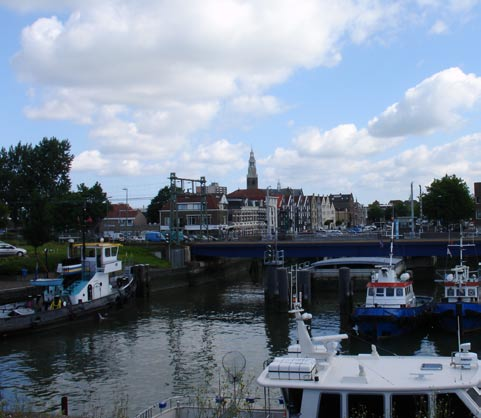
(433, 302, 481, 333)
(353, 298, 433, 339)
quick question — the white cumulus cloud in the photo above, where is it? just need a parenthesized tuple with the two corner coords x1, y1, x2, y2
(368, 67, 481, 137)
(294, 124, 402, 157)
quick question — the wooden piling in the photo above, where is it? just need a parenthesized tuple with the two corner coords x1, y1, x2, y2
(339, 267, 353, 330)
(134, 264, 151, 298)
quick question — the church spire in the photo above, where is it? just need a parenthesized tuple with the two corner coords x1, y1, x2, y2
(246, 148, 258, 190)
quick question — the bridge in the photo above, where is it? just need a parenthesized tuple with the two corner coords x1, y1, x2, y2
(190, 235, 481, 259)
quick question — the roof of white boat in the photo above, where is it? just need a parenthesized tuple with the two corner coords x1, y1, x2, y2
(310, 257, 403, 268)
(258, 353, 481, 392)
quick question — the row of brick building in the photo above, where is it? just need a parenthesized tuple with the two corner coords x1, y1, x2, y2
(99, 149, 366, 239)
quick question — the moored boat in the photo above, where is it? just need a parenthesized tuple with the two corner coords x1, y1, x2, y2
(308, 256, 406, 279)
(0, 241, 135, 336)
(257, 302, 481, 417)
(351, 224, 433, 339)
(433, 233, 481, 334)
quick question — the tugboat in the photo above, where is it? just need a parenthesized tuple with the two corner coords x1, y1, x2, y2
(433, 232, 481, 334)
(257, 302, 481, 417)
(0, 241, 135, 336)
(351, 224, 433, 339)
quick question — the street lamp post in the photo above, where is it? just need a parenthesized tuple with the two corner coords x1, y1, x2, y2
(266, 186, 271, 240)
(122, 188, 128, 234)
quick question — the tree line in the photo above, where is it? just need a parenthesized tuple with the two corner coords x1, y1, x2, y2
(1, 138, 476, 252)
(367, 175, 475, 227)
(0, 137, 110, 251)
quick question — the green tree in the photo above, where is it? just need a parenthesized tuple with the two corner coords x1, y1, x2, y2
(53, 182, 111, 235)
(0, 201, 9, 229)
(0, 142, 35, 226)
(23, 191, 53, 251)
(146, 186, 171, 223)
(0, 138, 73, 227)
(367, 201, 385, 223)
(0, 137, 74, 248)
(422, 174, 475, 226)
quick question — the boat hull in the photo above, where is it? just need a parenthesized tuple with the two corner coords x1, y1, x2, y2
(353, 297, 433, 339)
(433, 302, 481, 333)
(0, 278, 135, 337)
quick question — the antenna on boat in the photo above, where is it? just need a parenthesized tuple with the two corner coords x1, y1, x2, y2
(457, 314, 461, 351)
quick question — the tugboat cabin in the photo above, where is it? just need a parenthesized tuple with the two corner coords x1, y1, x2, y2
(365, 267, 414, 308)
(64, 242, 123, 278)
(442, 264, 481, 303)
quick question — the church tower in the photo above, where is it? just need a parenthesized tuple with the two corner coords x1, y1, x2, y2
(246, 148, 258, 190)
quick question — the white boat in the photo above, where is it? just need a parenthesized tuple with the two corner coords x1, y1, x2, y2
(0, 242, 135, 336)
(433, 233, 481, 333)
(308, 256, 406, 279)
(257, 303, 481, 417)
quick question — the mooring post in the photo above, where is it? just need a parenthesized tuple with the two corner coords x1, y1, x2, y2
(298, 270, 312, 304)
(134, 264, 151, 298)
(61, 396, 68, 415)
(277, 267, 289, 305)
(339, 267, 353, 329)
(265, 265, 279, 300)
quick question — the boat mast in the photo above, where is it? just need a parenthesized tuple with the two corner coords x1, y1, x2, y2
(389, 222, 394, 268)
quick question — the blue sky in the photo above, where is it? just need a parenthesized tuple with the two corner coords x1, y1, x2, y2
(1, 0, 481, 208)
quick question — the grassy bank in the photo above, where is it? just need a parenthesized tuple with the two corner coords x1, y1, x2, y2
(0, 241, 170, 277)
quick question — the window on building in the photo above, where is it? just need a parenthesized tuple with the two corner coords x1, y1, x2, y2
(177, 203, 201, 211)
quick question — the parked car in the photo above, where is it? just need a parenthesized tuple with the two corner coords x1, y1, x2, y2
(0, 243, 27, 257)
(326, 229, 343, 236)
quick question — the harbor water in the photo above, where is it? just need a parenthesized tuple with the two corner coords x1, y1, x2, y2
(1, 267, 480, 417)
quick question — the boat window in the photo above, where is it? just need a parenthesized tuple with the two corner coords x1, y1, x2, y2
(348, 394, 383, 418)
(111, 247, 118, 257)
(457, 288, 465, 296)
(447, 288, 455, 296)
(396, 288, 404, 296)
(283, 388, 302, 416)
(376, 288, 384, 297)
(436, 393, 473, 416)
(368, 288, 374, 296)
(386, 288, 394, 297)
(392, 394, 428, 417)
(318, 393, 340, 417)
(104, 247, 111, 257)
(468, 288, 476, 297)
